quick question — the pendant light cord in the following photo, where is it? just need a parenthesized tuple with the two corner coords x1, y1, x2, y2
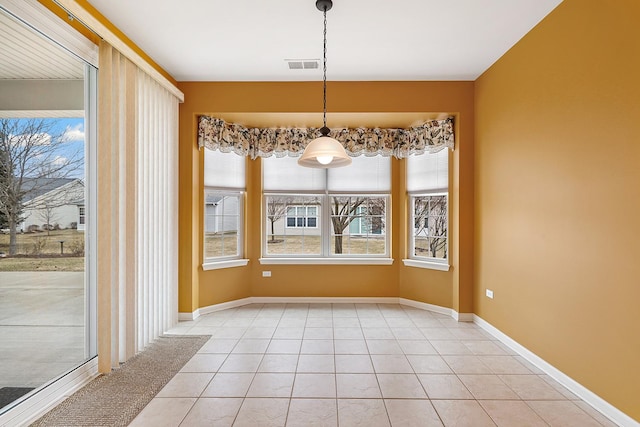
(322, 6, 328, 130)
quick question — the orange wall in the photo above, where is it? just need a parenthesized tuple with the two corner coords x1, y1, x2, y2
(177, 81, 474, 312)
(474, 0, 640, 420)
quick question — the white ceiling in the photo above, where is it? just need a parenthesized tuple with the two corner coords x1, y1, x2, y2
(87, 0, 563, 82)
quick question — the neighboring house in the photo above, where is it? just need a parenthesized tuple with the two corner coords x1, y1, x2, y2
(267, 200, 384, 237)
(19, 178, 85, 232)
(204, 194, 239, 235)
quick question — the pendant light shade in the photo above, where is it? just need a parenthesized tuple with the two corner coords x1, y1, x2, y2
(298, 0, 351, 169)
(298, 134, 352, 168)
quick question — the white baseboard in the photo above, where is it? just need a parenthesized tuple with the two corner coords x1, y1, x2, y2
(251, 296, 399, 305)
(398, 298, 455, 317)
(198, 297, 253, 317)
(473, 315, 638, 427)
(0, 357, 99, 427)
(178, 310, 200, 321)
(455, 312, 474, 322)
(180, 296, 468, 322)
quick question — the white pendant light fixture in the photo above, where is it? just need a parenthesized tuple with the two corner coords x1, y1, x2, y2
(298, 0, 352, 168)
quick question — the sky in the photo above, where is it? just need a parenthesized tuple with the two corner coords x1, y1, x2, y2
(18, 117, 86, 179)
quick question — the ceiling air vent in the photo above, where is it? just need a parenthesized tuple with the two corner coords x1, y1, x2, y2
(286, 59, 320, 70)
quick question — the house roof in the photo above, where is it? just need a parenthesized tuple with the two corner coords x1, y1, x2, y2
(21, 178, 82, 203)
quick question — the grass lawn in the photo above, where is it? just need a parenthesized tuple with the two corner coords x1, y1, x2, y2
(266, 235, 385, 255)
(0, 229, 84, 256)
(205, 233, 386, 256)
(0, 229, 85, 271)
(0, 256, 85, 272)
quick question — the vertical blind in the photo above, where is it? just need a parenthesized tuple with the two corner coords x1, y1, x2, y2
(406, 149, 449, 192)
(136, 68, 179, 353)
(97, 41, 179, 371)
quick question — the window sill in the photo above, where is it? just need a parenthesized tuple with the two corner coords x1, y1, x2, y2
(402, 259, 450, 271)
(259, 258, 394, 266)
(203, 259, 249, 271)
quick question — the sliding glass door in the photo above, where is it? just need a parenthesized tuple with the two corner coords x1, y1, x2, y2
(0, 5, 97, 412)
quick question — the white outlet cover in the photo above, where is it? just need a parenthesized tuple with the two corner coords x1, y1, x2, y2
(486, 289, 494, 299)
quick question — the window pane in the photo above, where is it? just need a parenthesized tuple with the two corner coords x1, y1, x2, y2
(265, 195, 322, 255)
(204, 191, 241, 260)
(429, 238, 447, 259)
(414, 236, 429, 256)
(410, 194, 447, 261)
(330, 196, 386, 255)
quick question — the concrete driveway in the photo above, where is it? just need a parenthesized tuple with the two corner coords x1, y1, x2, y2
(0, 272, 87, 390)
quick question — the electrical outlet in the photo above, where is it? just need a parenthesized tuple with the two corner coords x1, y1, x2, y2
(262, 271, 271, 277)
(486, 289, 494, 299)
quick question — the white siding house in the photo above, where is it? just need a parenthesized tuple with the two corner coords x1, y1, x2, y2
(19, 178, 85, 232)
(204, 194, 239, 234)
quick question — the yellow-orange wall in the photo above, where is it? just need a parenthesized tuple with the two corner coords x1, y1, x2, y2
(177, 82, 474, 313)
(474, 0, 640, 421)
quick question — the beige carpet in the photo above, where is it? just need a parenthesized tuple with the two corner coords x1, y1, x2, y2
(31, 335, 209, 427)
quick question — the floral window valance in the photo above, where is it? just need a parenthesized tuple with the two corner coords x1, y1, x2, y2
(197, 115, 454, 159)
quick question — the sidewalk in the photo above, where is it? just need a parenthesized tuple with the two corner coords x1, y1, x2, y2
(0, 272, 86, 390)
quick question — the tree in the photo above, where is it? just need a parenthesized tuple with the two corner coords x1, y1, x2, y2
(0, 149, 8, 228)
(330, 196, 385, 254)
(0, 118, 82, 255)
(266, 196, 288, 243)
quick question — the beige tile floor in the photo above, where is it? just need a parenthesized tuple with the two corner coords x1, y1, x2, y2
(130, 303, 617, 427)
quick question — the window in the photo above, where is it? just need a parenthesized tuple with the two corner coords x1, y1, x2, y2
(203, 149, 246, 267)
(78, 206, 85, 225)
(406, 149, 449, 268)
(412, 194, 447, 258)
(204, 192, 241, 257)
(263, 156, 390, 261)
(286, 206, 318, 228)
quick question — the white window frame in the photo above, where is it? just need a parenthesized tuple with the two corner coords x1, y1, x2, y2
(406, 192, 449, 270)
(202, 149, 248, 270)
(203, 189, 246, 270)
(403, 150, 451, 271)
(261, 155, 392, 264)
(262, 191, 391, 263)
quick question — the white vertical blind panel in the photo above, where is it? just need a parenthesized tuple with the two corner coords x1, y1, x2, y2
(135, 68, 179, 351)
(406, 149, 449, 192)
(117, 54, 127, 362)
(328, 155, 391, 192)
(204, 149, 246, 189)
(263, 156, 326, 191)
